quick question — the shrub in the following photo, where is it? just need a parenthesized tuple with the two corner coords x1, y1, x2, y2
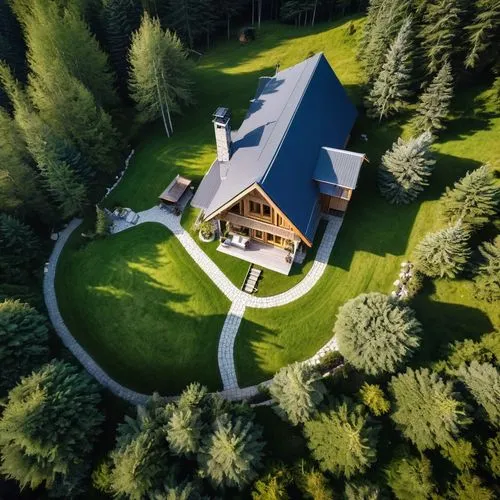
(335, 293, 422, 376)
(95, 206, 111, 237)
(199, 220, 214, 239)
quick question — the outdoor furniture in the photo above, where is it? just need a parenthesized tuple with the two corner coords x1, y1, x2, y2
(231, 234, 250, 249)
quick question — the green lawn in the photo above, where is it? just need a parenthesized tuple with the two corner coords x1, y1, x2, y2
(56, 223, 229, 395)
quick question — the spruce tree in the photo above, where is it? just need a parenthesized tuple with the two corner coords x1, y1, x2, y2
(252, 467, 291, 499)
(297, 468, 334, 500)
(390, 368, 471, 451)
(440, 165, 499, 228)
(166, 406, 204, 456)
(304, 398, 379, 477)
(449, 473, 494, 500)
(474, 236, 500, 303)
(365, 17, 414, 121)
(269, 362, 326, 426)
(414, 223, 471, 278)
(415, 61, 454, 133)
(101, 0, 141, 98)
(465, 0, 500, 69)
(0, 299, 49, 395)
(335, 293, 422, 376)
(441, 438, 477, 471)
(129, 13, 193, 135)
(386, 454, 437, 500)
(198, 415, 265, 489)
(0, 360, 104, 497)
(420, 0, 466, 73)
(359, 383, 391, 416)
(378, 131, 435, 204)
(486, 432, 500, 477)
(345, 480, 382, 500)
(458, 361, 500, 427)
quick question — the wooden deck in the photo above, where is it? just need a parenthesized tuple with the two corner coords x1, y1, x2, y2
(217, 239, 293, 275)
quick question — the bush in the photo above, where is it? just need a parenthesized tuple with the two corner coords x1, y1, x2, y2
(335, 293, 422, 376)
(95, 206, 111, 237)
(199, 221, 214, 239)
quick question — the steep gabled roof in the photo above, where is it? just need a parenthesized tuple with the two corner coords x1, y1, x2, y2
(192, 53, 358, 241)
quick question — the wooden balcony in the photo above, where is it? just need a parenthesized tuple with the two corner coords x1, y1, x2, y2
(221, 212, 299, 241)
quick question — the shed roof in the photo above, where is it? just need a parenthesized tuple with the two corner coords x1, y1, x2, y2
(159, 175, 191, 203)
(313, 147, 365, 189)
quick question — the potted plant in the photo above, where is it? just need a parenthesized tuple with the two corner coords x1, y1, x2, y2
(199, 221, 215, 242)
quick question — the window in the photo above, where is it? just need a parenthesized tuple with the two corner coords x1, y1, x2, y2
(267, 233, 274, 243)
(262, 204, 271, 218)
(249, 201, 261, 214)
(275, 236, 282, 246)
(254, 230, 263, 240)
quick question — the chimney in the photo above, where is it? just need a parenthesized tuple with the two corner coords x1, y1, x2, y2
(213, 107, 231, 162)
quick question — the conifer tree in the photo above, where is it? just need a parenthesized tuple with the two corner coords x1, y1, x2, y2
(335, 293, 422, 376)
(414, 223, 471, 278)
(486, 432, 500, 477)
(129, 13, 193, 135)
(441, 438, 477, 471)
(166, 406, 204, 456)
(304, 398, 379, 477)
(458, 361, 500, 427)
(365, 16, 414, 120)
(440, 165, 499, 228)
(198, 415, 265, 489)
(269, 362, 326, 426)
(474, 236, 500, 303)
(378, 131, 435, 204)
(420, 0, 466, 73)
(296, 467, 333, 500)
(415, 61, 454, 133)
(0, 300, 49, 395)
(252, 467, 291, 500)
(449, 473, 494, 500)
(465, 0, 500, 69)
(390, 368, 471, 451)
(166, 0, 213, 49)
(359, 383, 391, 416)
(0, 360, 104, 497)
(386, 454, 437, 500)
(102, 0, 141, 97)
(345, 480, 382, 500)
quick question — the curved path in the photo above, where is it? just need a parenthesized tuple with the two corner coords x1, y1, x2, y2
(45, 207, 342, 404)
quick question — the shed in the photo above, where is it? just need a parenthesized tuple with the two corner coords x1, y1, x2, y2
(159, 175, 192, 204)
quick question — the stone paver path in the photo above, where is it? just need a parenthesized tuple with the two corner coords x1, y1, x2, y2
(45, 206, 343, 405)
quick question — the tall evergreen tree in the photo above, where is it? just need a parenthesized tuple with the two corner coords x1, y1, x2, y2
(167, 0, 213, 49)
(359, 383, 391, 416)
(0, 360, 104, 497)
(449, 473, 494, 500)
(198, 415, 265, 489)
(218, 0, 248, 40)
(269, 362, 326, 426)
(486, 432, 500, 477)
(465, 0, 500, 69)
(129, 13, 193, 135)
(440, 165, 499, 228)
(415, 61, 454, 133)
(390, 368, 471, 451)
(474, 236, 500, 303)
(378, 131, 435, 204)
(296, 467, 334, 500)
(414, 223, 471, 278)
(335, 293, 422, 376)
(345, 480, 382, 500)
(0, 299, 49, 395)
(365, 16, 414, 120)
(166, 406, 204, 456)
(304, 398, 379, 477)
(101, 0, 141, 98)
(458, 361, 500, 427)
(420, 0, 466, 73)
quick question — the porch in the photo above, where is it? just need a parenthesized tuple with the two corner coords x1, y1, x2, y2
(217, 238, 294, 275)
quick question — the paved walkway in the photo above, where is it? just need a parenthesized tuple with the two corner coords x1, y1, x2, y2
(45, 206, 342, 404)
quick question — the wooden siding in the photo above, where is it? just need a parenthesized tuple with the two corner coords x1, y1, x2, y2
(320, 193, 349, 212)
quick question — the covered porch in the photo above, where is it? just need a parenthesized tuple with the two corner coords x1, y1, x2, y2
(217, 239, 294, 275)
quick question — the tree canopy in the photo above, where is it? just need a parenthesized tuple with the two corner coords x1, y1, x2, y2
(474, 236, 500, 303)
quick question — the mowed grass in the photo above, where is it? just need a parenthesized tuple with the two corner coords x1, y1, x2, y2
(56, 223, 229, 395)
(235, 82, 500, 386)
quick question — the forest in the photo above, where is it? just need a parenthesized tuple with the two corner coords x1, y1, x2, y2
(0, 0, 499, 498)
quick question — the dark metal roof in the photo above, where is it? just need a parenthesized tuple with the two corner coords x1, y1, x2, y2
(313, 147, 365, 189)
(192, 53, 359, 241)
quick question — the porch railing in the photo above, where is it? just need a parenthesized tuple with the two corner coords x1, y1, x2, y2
(221, 212, 299, 241)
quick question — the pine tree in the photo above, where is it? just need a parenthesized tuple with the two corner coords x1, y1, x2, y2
(0, 360, 104, 497)
(296, 467, 334, 500)
(101, 0, 141, 98)
(335, 293, 422, 376)
(386, 454, 437, 500)
(420, 0, 466, 73)
(359, 383, 391, 416)
(304, 398, 379, 477)
(486, 432, 500, 477)
(474, 236, 500, 302)
(0, 213, 41, 285)
(166, 406, 204, 456)
(441, 438, 477, 471)
(217, 0, 248, 41)
(129, 13, 193, 135)
(390, 368, 471, 451)
(269, 362, 326, 426)
(0, 299, 49, 395)
(198, 415, 265, 489)
(449, 473, 494, 500)
(465, 0, 500, 69)
(414, 223, 471, 278)
(365, 17, 414, 121)
(440, 165, 499, 228)
(458, 361, 500, 427)
(415, 61, 454, 133)
(378, 131, 435, 204)
(166, 0, 213, 49)
(252, 467, 291, 500)
(345, 480, 382, 500)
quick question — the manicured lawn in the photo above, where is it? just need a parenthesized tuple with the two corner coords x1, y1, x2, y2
(56, 223, 229, 395)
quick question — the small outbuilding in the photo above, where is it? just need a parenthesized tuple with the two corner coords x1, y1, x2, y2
(159, 175, 192, 205)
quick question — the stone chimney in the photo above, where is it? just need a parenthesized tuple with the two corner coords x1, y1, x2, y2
(213, 107, 231, 162)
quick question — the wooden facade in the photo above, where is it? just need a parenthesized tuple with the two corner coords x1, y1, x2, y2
(319, 187, 352, 213)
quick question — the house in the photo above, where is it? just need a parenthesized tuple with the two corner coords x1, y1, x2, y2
(191, 53, 365, 275)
